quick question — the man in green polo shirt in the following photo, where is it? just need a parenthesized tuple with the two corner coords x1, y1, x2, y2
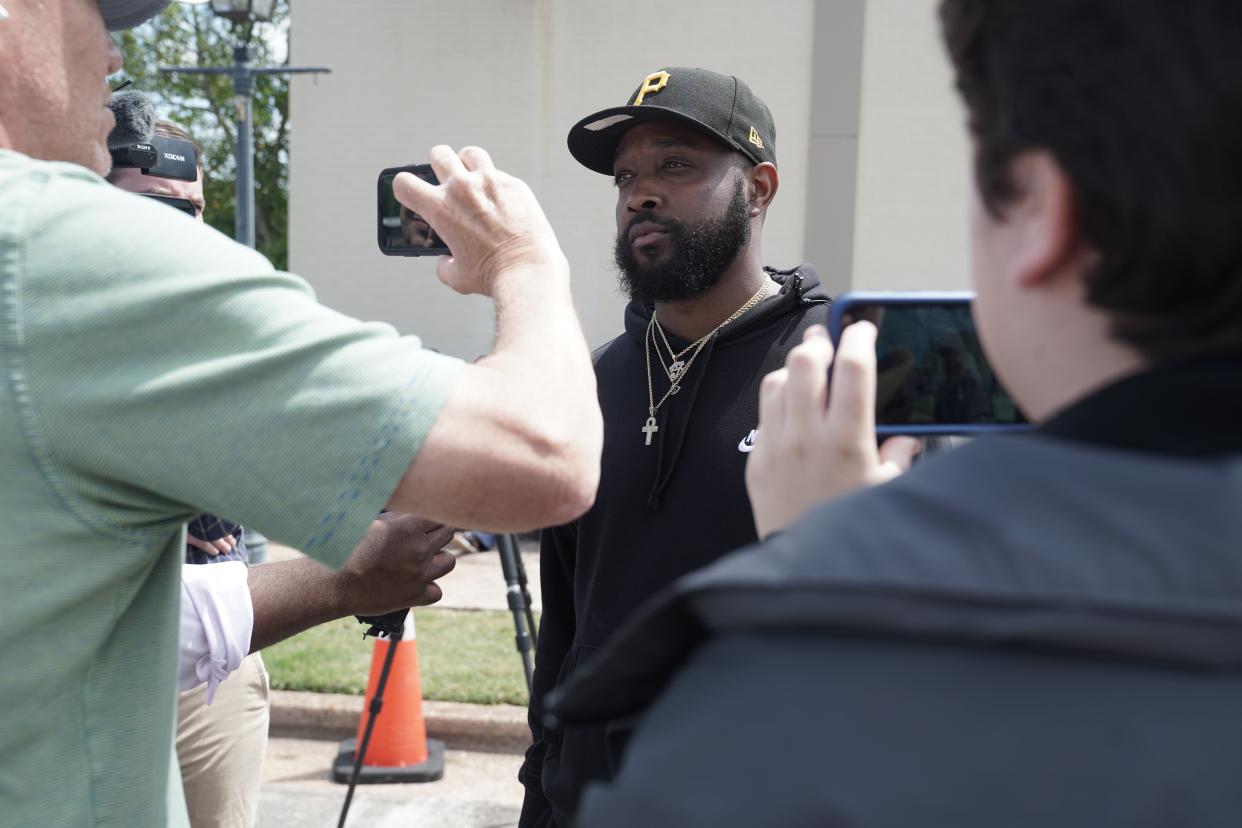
(0, 1, 603, 824)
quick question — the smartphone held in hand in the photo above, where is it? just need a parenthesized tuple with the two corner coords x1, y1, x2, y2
(377, 164, 450, 257)
(828, 291, 1031, 436)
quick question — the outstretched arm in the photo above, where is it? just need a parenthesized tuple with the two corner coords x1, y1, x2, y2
(246, 513, 456, 651)
(385, 146, 602, 533)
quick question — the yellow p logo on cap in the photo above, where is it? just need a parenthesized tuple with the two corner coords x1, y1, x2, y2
(633, 71, 671, 106)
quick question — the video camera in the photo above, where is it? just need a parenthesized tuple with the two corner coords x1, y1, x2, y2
(107, 90, 200, 216)
(110, 138, 197, 183)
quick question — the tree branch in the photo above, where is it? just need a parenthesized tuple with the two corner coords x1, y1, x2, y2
(190, 7, 237, 147)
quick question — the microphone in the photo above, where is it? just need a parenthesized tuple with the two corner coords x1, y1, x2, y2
(108, 90, 156, 149)
(108, 91, 158, 170)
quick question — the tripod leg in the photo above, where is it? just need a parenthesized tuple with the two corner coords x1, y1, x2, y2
(512, 543, 539, 638)
(498, 534, 536, 694)
(338, 628, 402, 828)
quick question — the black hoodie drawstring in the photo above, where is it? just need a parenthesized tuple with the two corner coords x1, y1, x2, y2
(645, 334, 718, 510)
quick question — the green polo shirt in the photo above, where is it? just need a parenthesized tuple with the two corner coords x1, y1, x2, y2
(0, 150, 463, 826)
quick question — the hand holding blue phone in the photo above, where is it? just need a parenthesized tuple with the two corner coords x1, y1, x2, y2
(744, 322, 922, 539)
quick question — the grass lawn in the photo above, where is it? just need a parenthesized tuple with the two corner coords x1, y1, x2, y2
(264, 608, 538, 706)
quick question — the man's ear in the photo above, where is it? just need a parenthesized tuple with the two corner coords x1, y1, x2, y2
(747, 161, 779, 217)
(1006, 151, 1091, 288)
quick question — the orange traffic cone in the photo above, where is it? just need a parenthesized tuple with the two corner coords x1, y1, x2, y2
(332, 611, 445, 784)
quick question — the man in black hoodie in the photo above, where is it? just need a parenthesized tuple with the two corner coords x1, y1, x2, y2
(518, 67, 916, 827)
(550, 3, 1242, 826)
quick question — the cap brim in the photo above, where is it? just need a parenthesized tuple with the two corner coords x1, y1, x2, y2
(566, 105, 749, 176)
(98, 0, 207, 31)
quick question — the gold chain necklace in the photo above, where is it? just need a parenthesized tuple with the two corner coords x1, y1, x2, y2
(653, 277, 774, 383)
(641, 277, 775, 445)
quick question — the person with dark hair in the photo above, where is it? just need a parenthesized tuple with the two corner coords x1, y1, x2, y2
(517, 67, 864, 827)
(550, 3, 1242, 826)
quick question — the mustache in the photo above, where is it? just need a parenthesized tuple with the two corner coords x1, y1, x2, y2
(623, 212, 676, 238)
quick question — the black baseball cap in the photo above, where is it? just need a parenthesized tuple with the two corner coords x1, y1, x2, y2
(567, 67, 777, 176)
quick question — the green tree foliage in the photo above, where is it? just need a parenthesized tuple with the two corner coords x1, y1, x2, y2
(112, 3, 291, 269)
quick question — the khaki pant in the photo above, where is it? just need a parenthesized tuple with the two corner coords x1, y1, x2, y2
(176, 652, 271, 828)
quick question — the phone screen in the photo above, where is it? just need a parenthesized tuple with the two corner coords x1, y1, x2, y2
(377, 164, 449, 256)
(831, 293, 1029, 434)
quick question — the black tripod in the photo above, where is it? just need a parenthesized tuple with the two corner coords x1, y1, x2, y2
(337, 533, 537, 827)
(497, 533, 537, 693)
(337, 617, 404, 828)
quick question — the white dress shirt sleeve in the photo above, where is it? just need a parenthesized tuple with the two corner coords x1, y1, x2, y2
(179, 561, 253, 703)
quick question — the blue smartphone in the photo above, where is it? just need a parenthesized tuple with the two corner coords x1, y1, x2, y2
(828, 291, 1031, 436)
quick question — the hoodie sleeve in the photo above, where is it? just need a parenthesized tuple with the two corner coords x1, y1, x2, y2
(518, 520, 579, 827)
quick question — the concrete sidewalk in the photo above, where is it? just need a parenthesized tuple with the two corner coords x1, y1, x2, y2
(436, 545, 543, 613)
(259, 736, 524, 828)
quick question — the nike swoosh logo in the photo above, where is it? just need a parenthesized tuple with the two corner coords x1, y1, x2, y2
(738, 429, 757, 453)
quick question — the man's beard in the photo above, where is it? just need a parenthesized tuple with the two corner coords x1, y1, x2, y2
(614, 178, 751, 304)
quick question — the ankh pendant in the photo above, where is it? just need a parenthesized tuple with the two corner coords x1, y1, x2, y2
(642, 416, 659, 446)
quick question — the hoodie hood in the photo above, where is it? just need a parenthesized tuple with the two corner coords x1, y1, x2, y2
(621, 263, 829, 348)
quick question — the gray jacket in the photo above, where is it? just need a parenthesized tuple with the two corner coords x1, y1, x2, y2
(550, 435, 1242, 827)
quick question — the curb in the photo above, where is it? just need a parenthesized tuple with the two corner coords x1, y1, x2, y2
(270, 689, 530, 754)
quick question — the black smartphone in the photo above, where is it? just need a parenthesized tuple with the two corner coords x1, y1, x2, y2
(377, 164, 449, 257)
(140, 193, 197, 217)
(828, 291, 1031, 436)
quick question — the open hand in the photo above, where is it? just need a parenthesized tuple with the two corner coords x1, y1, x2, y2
(745, 324, 922, 539)
(392, 145, 567, 297)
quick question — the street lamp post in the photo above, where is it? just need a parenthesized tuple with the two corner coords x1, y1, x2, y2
(206, 0, 276, 24)
(161, 0, 329, 249)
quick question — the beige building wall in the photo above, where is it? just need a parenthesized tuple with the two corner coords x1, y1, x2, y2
(804, 0, 866, 299)
(852, 0, 972, 290)
(288, 0, 968, 360)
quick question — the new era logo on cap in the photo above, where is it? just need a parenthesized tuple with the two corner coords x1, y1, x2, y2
(567, 66, 778, 176)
